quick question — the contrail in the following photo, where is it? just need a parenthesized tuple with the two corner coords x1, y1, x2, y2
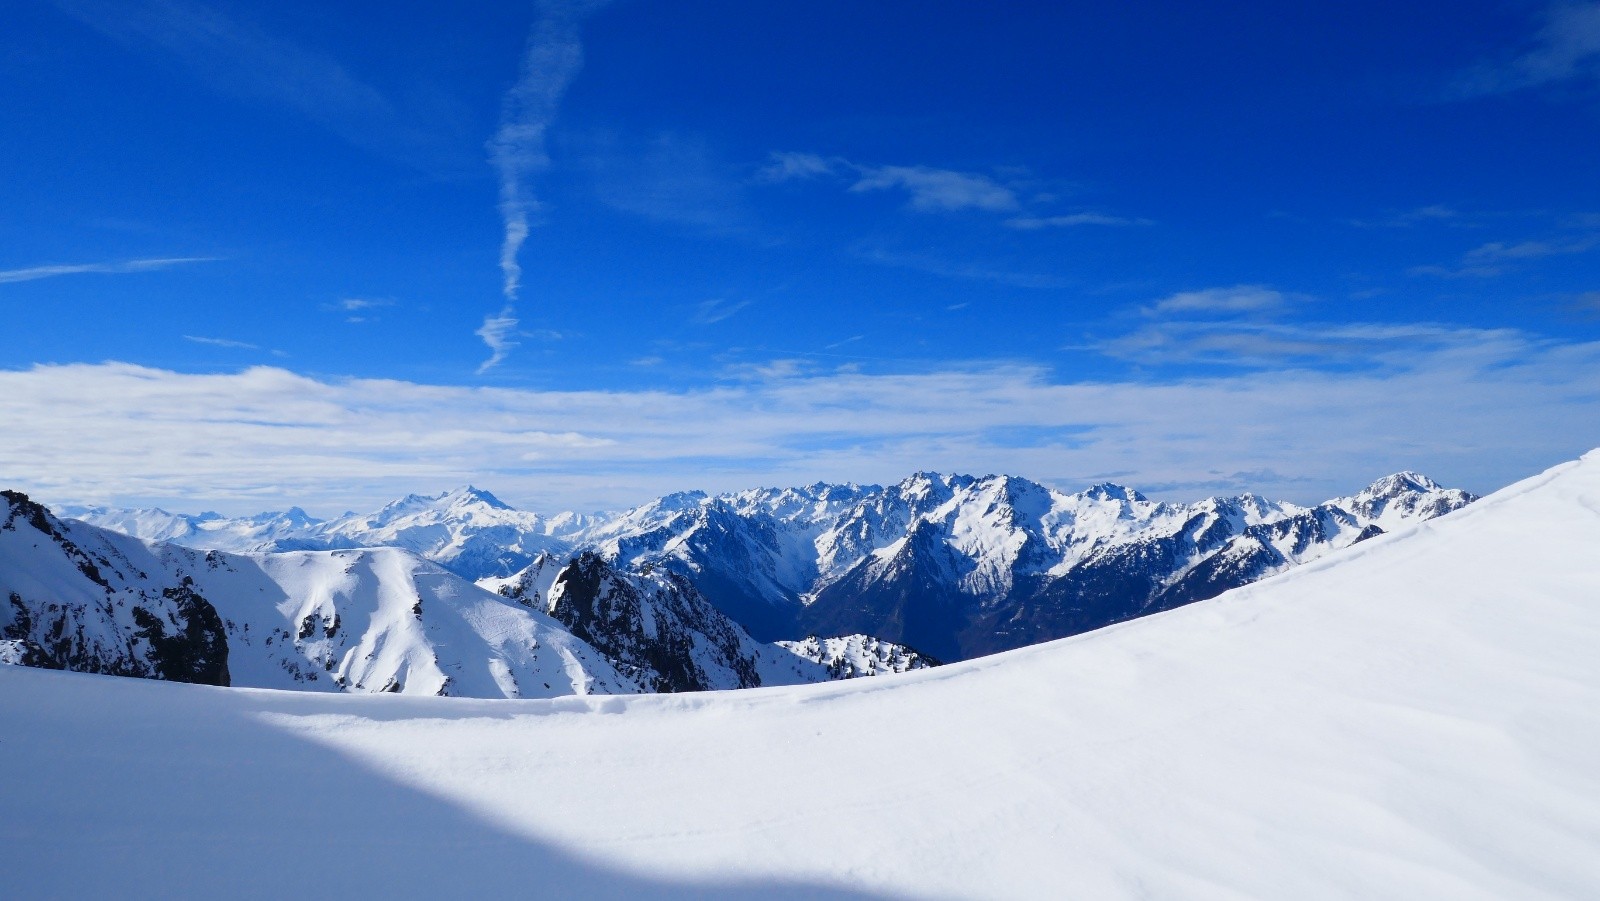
(0, 257, 218, 284)
(479, 0, 608, 374)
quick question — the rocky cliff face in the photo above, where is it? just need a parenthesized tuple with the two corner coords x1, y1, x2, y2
(490, 551, 939, 691)
(2, 490, 230, 686)
(544, 553, 766, 693)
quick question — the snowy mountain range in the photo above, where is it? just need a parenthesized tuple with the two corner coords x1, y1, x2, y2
(1, 491, 915, 697)
(57, 485, 592, 578)
(57, 469, 1472, 662)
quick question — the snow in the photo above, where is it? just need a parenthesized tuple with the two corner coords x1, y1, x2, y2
(0, 501, 636, 697)
(58, 486, 592, 580)
(775, 634, 939, 677)
(3, 452, 1597, 897)
(58, 471, 1474, 656)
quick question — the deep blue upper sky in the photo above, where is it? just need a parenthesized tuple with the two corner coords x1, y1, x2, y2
(3, 0, 1598, 512)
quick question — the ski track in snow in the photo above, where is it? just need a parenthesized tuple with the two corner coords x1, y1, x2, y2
(2, 453, 1599, 898)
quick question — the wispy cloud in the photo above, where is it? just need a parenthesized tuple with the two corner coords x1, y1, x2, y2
(581, 131, 751, 232)
(0, 256, 216, 285)
(1095, 318, 1533, 369)
(848, 165, 1019, 213)
(5, 342, 1596, 513)
(1577, 290, 1600, 311)
(1464, 236, 1599, 262)
(481, 0, 609, 373)
(1006, 213, 1152, 229)
(693, 298, 751, 325)
(761, 151, 1147, 228)
(475, 307, 521, 374)
(50, 0, 467, 173)
(757, 151, 836, 182)
(337, 298, 393, 312)
(1406, 263, 1507, 279)
(855, 246, 1068, 289)
(1145, 285, 1292, 316)
(1412, 233, 1599, 277)
(1347, 205, 1471, 229)
(761, 153, 1002, 210)
(324, 297, 396, 324)
(183, 335, 258, 350)
(1454, 1, 1600, 96)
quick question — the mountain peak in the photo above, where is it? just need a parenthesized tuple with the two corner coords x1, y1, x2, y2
(1359, 471, 1443, 498)
(1082, 482, 1148, 503)
(441, 485, 513, 510)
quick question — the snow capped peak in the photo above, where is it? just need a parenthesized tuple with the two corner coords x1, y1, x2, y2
(243, 506, 320, 529)
(646, 489, 711, 514)
(372, 486, 515, 520)
(439, 485, 514, 510)
(1359, 471, 1444, 497)
(1331, 471, 1476, 534)
(896, 471, 974, 497)
(1081, 482, 1148, 503)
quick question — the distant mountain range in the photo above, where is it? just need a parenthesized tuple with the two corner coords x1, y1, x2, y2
(56, 470, 1475, 662)
(1, 491, 927, 697)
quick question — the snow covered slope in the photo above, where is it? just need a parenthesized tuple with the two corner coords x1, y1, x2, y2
(0, 492, 636, 698)
(3, 453, 1594, 898)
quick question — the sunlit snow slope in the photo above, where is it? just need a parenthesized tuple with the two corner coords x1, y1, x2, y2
(2, 453, 1597, 899)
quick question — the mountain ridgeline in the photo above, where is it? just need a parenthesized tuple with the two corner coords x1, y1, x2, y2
(45, 470, 1474, 674)
(1, 492, 928, 697)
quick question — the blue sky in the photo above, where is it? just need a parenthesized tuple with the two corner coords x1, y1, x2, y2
(3, 0, 1599, 514)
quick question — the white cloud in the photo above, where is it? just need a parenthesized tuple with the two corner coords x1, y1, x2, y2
(1348, 205, 1468, 229)
(1006, 213, 1152, 229)
(183, 335, 259, 350)
(848, 164, 1019, 213)
(0, 257, 216, 284)
(761, 151, 1147, 225)
(483, 0, 609, 371)
(474, 305, 520, 375)
(1412, 233, 1598, 277)
(583, 131, 750, 231)
(1097, 319, 1535, 368)
(1464, 236, 1598, 262)
(3, 337, 1597, 514)
(1456, 1, 1600, 95)
(1407, 263, 1507, 279)
(693, 298, 751, 325)
(1146, 285, 1291, 316)
(758, 151, 836, 182)
(854, 246, 1067, 289)
(50, 0, 467, 173)
(337, 298, 394, 311)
